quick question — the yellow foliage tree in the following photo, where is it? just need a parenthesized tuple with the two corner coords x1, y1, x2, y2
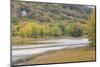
(87, 8, 96, 47)
(19, 22, 33, 37)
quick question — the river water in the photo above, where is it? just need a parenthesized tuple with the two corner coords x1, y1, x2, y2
(12, 38, 89, 63)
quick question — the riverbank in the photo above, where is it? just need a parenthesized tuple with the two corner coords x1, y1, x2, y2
(19, 46, 96, 65)
(12, 36, 87, 45)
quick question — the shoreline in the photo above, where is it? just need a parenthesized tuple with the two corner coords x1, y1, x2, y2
(13, 46, 96, 65)
(12, 37, 88, 45)
(23, 46, 95, 65)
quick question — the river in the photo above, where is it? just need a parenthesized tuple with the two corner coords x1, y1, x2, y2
(12, 38, 89, 64)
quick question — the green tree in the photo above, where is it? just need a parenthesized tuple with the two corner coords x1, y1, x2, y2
(12, 24, 20, 36)
(66, 22, 83, 37)
(49, 23, 62, 37)
(12, 17, 19, 25)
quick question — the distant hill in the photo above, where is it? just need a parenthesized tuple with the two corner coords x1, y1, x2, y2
(11, 1, 93, 23)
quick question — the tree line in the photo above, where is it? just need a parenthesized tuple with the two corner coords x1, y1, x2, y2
(12, 20, 84, 38)
(12, 8, 96, 47)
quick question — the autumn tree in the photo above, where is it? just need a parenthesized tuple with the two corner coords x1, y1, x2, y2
(49, 23, 62, 37)
(65, 22, 83, 37)
(87, 9, 96, 47)
(18, 22, 33, 38)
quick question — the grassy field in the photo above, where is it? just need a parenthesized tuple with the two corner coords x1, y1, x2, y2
(21, 46, 96, 65)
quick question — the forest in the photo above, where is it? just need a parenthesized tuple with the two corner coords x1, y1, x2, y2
(11, 1, 96, 46)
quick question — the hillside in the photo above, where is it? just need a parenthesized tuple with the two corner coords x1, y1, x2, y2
(11, 1, 95, 38)
(11, 1, 93, 23)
